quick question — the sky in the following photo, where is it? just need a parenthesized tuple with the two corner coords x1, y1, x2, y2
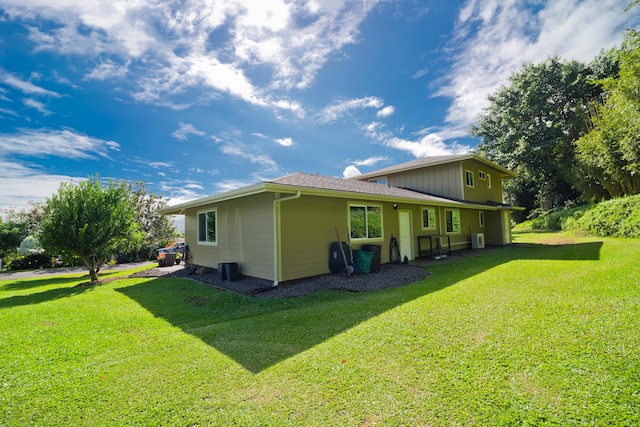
(0, 0, 637, 219)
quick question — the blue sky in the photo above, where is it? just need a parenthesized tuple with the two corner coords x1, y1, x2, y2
(0, 0, 637, 215)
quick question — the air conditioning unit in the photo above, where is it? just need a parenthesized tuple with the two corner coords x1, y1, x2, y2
(471, 233, 485, 249)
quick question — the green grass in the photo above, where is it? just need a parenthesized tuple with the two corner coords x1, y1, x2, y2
(1, 232, 639, 426)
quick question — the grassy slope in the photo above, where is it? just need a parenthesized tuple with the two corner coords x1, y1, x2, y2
(1, 232, 639, 426)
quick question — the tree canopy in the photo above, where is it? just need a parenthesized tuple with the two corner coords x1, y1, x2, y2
(471, 2, 639, 221)
(37, 177, 141, 282)
(576, 29, 640, 198)
(0, 219, 28, 265)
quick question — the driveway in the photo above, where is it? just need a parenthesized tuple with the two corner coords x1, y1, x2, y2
(0, 261, 157, 280)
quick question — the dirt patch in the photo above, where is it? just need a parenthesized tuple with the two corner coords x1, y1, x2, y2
(539, 237, 577, 245)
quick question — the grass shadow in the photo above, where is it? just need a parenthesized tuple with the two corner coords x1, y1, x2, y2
(117, 240, 603, 373)
(0, 278, 96, 309)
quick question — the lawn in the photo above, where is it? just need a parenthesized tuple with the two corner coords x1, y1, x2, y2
(1, 231, 639, 426)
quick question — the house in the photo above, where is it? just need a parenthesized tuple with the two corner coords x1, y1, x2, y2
(158, 154, 520, 285)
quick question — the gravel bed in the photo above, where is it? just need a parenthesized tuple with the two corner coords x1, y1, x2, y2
(132, 263, 430, 298)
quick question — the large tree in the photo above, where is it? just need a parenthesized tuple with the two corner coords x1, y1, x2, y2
(470, 57, 612, 219)
(576, 28, 640, 197)
(38, 177, 141, 282)
(0, 219, 28, 269)
(129, 180, 179, 252)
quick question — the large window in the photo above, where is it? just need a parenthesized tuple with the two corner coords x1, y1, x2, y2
(349, 205, 382, 239)
(197, 209, 217, 244)
(422, 208, 436, 230)
(465, 170, 474, 187)
(445, 209, 461, 234)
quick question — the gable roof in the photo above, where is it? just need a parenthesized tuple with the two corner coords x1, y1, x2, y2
(353, 154, 517, 180)
(158, 171, 500, 215)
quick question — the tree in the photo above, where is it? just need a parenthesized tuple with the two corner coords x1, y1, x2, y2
(470, 57, 611, 219)
(37, 177, 141, 282)
(129, 181, 179, 255)
(576, 28, 640, 197)
(0, 218, 28, 269)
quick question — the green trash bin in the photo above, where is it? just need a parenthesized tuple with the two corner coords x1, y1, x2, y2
(353, 249, 373, 274)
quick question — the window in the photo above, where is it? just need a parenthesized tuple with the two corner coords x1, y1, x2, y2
(478, 170, 486, 180)
(479, 211, 485, 227)
(197, 209, 217, 244)
(487, 174, 492, 189)
(369, 178, 387, 185)
(465, 170, 474, 187)
(349, 205, 382, 239)
(421, 208, 436, 229)
(445, 209, 461, 233)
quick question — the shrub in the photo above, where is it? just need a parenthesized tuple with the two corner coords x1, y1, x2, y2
(575, 195, 640, 238)
(8, 253, 54, 270)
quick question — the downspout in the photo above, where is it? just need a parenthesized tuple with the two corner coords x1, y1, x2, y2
(272, 191, 302, 286)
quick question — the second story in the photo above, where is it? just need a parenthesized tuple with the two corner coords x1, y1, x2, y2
(352, 154, 517, 204)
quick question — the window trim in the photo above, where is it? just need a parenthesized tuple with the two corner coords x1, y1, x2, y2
(478, 170, 486, 180)
(465, 170, 474, 188)
(445, 209, 461, 234)
(197, 208, 218, 246)
(349, 203, 384, 241)
(421, 207, 437, 230)
(487, 173, 492, 189)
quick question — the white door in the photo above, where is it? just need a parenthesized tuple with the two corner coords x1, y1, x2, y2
(398, 211, 413, 261)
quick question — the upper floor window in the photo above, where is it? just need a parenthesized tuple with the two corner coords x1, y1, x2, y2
(197, 209, 217, 245)
(465, 170, 474, 187)
(369, 178, 387, 185)
(479, 211, 485, 227)
(487, 173, 492, 189)
(478, 170, 486, 180)
(422, 208, 436, 230)
(349, 204, 383, 239)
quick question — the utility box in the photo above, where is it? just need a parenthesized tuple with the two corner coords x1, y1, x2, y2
(471, 233, 485, 249)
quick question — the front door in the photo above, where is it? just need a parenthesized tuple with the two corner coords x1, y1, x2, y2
(398, 211, 413, 261)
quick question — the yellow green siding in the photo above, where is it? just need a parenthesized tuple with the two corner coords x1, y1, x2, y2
(184, 192, 275, 281)
(460, 159, 504, 203)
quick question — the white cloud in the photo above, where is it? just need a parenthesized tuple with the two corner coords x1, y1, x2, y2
(171, 122, 206, 141)
(252, 132, 294, 147)
(0, 69, 61, 97)
(220, 142, 279, 172)
(376, 105, 395, 118)
(384, 133, 471, 158)
(147, 161, 173, 168)
(439, 0, 633, 129)
(317, 96, 385, 123)
(353, 156, 388, 167)
(274, 137, 294, 147)
(0, 128, 120, 160)
(342, 165, 361, 178)
(0, 161, 84, 211)
(23, 98, 52, 115)
(4, 0, 381, 112)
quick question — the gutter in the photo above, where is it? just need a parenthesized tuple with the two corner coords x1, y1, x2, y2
(272, 191, 302, 286)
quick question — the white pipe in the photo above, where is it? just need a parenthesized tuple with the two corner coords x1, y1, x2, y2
(272, 191, 301, 286)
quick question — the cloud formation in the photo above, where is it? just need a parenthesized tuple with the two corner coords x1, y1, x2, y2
(171, 122, 206, 141)
(0, 128, 120, 160)
(439, 0, 632, 128)
(4, 0, 381, 113)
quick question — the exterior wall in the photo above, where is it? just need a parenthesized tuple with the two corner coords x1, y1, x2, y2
(460, 159, 504, 203)
(384, 163, 464, 200)
(278, 195, 401, 282)
(483, 210, 504, 245)
(184, 192, 276, 281)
